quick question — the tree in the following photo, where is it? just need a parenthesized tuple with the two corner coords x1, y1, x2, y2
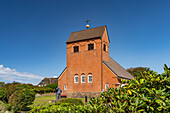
(127, 67, 153, 78)
(0, 81, 5, 87)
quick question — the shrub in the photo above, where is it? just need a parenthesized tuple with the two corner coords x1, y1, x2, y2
(29, 64, 170, 113)
(0, 87, 8, 103)
(0, 83, 33, 103)
(59, 98, 84, 105)
(8, 88, 35, 112)
(46, 82, 58, 89)
(99, 64, 170, 112)
(0, 81, 5, 87)
(34, 87, 55, 94)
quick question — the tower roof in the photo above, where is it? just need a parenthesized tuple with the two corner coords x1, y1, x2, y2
(66, 25, 107, 44)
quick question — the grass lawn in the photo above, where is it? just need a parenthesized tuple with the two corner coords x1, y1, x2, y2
(30, 95, 56, 107)
(30, 94, 87, 108)
(1, 95, 87, 112)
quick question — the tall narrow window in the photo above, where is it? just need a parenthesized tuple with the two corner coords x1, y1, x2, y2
(81, 75, 85, 83)
(103, 44, 106, 51)
(74, 46, 79, 52)
(105, 84, 109, 90)
(64, 85, 67, 90)
(88, 75, 93, 83)
(88, 44, 94, 50)
(74, 76, 79, 83)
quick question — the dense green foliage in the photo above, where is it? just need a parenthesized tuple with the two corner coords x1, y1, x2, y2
(0, 82, 34, 103)
(34, 87, 55, 94)
(8, 88, 35, 112)
(0, 83, 35, 113)
(0, 81, 5, 87)
(59, 98, 84, 105)
(33, 82, 57, 94)
(46, 82, 58, 89)
(127, 67, 153, 78)
(30, 64, 170, 113)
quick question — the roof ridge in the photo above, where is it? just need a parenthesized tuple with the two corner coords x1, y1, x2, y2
(71, 25, 106, 34)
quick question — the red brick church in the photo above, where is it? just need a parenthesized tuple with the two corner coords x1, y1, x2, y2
(58, 25, 134, 98)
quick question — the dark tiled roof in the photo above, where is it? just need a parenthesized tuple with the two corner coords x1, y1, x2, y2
(38, 78, 58, 85)
(103, 57, 134, 80)
(66, 26, 106, 44)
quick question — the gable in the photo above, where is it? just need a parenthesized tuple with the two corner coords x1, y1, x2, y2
(66, 26, 108, 44)
(103, 57, 134, 80)
(58, 67, 67, 80)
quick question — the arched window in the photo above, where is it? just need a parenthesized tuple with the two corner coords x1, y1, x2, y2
(64, 85, 67, 90)
(81, 74, 85, 83)
(88, 74, 93, 83)
(105, 84, 109, 90)
(74, 75, 79, 83)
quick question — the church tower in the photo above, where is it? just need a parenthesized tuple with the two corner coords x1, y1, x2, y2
(58, 26, 133, 98)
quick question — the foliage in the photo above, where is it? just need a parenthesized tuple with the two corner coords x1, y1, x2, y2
(8, 88, 35, 113)
(29, 102, 105, 113)
(0, 82, 5, 87)
(100, 64, 170, 112)
(127, 67, 153, 78)
(0, 83, 35, 113)
(59, 98, 84, 105)
(30, 64, 170, 113)
(0, 83, 33, 103)
(45, 82, 58, 89)
(34, 87, 55, 94)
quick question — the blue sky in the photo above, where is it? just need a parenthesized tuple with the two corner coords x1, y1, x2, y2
(0, 0, 170, 84)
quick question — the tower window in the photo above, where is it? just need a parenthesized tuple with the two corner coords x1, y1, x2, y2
(88, 44, 94, 50)
(103, 44, 106, 51)
(74, 46, 79, 52)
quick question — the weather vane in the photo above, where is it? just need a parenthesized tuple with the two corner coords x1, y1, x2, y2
(85, 19, 90, 29)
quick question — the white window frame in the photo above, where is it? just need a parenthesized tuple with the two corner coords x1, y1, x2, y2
(81, 75, 85, 83)
(88, 75, 93, 83)
(105, 84, 109, 90)
(74, 76, 79, 83)
(64, 85, 67, 90)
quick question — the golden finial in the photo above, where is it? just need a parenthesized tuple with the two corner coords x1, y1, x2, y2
(85, 19, 90, 29)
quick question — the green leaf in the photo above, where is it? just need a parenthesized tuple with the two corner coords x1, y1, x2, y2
(150, 106, 154, 111)
(140, 79, 144, 84)
(127, 90, 132, 95)
(137, 109, 145, 113)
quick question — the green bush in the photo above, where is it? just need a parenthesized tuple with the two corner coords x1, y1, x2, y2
(46, 82, 58, 89)
(29, 64, 170, 113)
(0, 83, 35, 112)
(0, 87, 8, 103)
(99, 64, 170, 112)
(59, 98, 84, 105)
(0, 83, 33, 103)
(34, 87, 55, 94)
(8, 88, 35, 113)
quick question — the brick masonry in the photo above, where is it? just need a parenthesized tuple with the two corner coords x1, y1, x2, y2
(58, 26, 121, 98)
